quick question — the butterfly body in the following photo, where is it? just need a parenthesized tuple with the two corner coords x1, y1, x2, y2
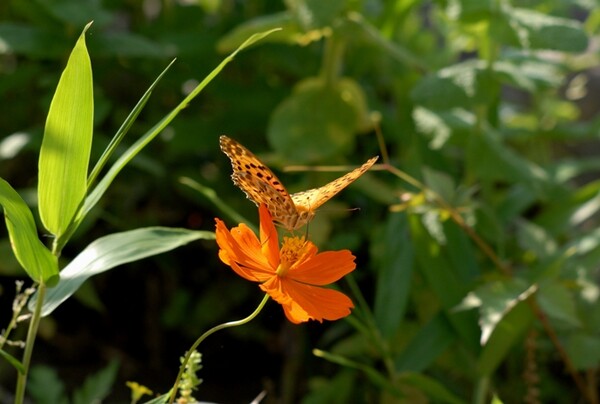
(220, 135, 378, 230)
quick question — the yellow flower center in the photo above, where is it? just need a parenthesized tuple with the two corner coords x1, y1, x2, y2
(276, 236, 306, 277)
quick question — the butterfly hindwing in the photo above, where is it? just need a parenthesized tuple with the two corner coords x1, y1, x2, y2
(220, 135, 378, 230)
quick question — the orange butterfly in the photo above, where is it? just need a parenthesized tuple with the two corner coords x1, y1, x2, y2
(220, 135, 378, 230)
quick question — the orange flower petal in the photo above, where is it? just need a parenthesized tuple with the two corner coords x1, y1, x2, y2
(258, 204, 280, 270)
(215, 218, 274, 281)
(260, 277, 354, 323)
(289, 250, 356, 285)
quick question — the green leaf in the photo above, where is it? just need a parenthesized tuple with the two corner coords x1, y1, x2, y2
(288, 0, 346, 29)
(395, 313, 456, 372)
(28, 365, 69, 404)
(73, 360, 119, 404)
(457, 279, 536, 345)
(31, 227, 214, 316)
(268, 77, 368, 162)
(409, 214, 480, 351)
(78, 29, 280, 225)
(399, 372, 467, 404)
(536, 280, 581, 328)
(0, 348, 25, 374)
(565, 332, 600, 370)
(38, 22, 93, 238)
(217, 12, 306, 52)
(508, 8, 588, 52)
(0, 23, 68, 58)
(0, 177, 58, 283)
(374, 212, 414, 338)
(477, 301, 534, 376)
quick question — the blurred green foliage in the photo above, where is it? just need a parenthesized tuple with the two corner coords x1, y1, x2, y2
(1, 0, 600, 403)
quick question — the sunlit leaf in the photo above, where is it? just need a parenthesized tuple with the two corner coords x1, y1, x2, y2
(31, 227, 214, 316)
(38, 22, 93, 238)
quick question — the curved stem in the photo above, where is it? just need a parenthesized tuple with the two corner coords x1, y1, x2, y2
(168, 293, 270, 404)
(14, 282, 46, 404)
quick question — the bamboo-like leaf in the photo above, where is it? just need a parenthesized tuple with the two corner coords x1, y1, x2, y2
(0, 348, 25, 374)
(77, 29, 280, 224)
(38, 22, 93, 239)
(0, 177, 58, 283)
(30, 227, 214, 316)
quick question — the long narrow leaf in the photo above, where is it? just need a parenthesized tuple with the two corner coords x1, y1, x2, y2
(78, 29, 280, 223)
(0, 348, 25, 374)
(0, 177, 58, 283)
(30, 227, 214, 316)
(38, 22, 94, 239)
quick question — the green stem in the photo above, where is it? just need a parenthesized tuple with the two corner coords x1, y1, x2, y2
(14, 282, 46, 404)
(320, 34, 345, 87)
(167, 293, 270, 404)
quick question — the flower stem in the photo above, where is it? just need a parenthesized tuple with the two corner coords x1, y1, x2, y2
(167, 293, 270, 404)
(14, 282, 46, 404)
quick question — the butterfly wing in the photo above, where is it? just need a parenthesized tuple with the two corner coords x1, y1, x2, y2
(219, 136, 299, 227)
(291, 156, 379, 212)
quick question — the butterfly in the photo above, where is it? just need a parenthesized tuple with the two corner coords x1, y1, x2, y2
(220, 135, 378, 230)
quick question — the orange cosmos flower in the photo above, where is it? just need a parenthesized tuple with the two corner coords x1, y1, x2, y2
(215, 204, 356, 324)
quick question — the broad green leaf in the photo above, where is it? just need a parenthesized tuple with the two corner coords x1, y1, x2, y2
(0, 23, 67, 58)
(399, 372, 466, 404)
(411, 62, 476, 110)
(0, 177, 58, 283)
(535, 180, 600, 236)
(31, 227, 214, 316)
(313, 349, 404, 398)
(374, 212, 414, 338)
(413, 107, 475, 149)
(536, 280, 581, 328)
(565, 332, 600, 370)
(477, 301, 534, 376)
(457, 278, 536, 345)
(516, 219, 558, 259)
(90, 32, 169, 58)
(28, 366, 68, 404)
(38, 22, 93, 238)
(508, 8, 588, 52)
(73, 360, 119, 404)
(303, 371, 356, 404)
(78, 29, 279, 224)
(409, 214, 480, 351)
(467, 127, 553, 197)
(0, 348, 25, 374)
(288, 0, 346, 29)
(394, 313, 456, 372)
(268, 77, 368, 162)
(217, 12, 307, 52)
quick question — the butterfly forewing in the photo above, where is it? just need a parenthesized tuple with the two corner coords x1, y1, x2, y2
(290, 156, 379, 210)
(220, 135, 378, 230)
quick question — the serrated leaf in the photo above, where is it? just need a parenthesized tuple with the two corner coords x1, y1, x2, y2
(0, 177, 58, 283)
(30, 227, 214, 316)
(38, 22, 93, 238)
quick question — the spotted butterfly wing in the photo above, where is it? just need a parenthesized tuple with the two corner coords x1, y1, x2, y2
(220, 135, 378, 230)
